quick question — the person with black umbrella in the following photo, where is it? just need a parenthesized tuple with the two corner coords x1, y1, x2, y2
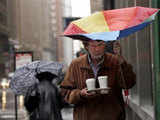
(24, 72, 64, 120)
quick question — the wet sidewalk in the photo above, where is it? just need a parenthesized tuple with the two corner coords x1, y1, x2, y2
(0, 89, 73, 120)
(62, 107, 73, 120)
(0, 107, 73, 120)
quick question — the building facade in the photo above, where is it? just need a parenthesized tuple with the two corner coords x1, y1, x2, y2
(113, 0, 159, 120)
(62, 0, 77, 66)
(7, 0, 65, 61)
(0, 0, 10, 78)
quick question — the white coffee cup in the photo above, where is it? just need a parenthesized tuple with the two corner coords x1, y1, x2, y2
(98, 76, 108, 88)
(86, 78, 96, 90)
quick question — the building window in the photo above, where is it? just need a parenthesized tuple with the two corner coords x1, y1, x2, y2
(0, 12, 7, 26)
(121, 26, 153, 108)
(0, 0, 7, 7)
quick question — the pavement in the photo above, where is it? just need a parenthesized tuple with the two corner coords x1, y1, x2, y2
(0, 89, 73, 120)
(0, 107, 73, 120)
(0, 109, 27, 120)
(62, 107, 73, 120)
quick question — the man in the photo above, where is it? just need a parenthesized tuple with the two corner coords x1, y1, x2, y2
(60, 40, 136, 120)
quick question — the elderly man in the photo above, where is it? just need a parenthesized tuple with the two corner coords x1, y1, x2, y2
(60, 40, 136, 120)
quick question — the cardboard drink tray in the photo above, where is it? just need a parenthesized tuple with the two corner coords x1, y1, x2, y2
(87, 87, 111, 94)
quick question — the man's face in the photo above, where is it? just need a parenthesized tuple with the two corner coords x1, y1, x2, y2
(87, 41, 106, 59)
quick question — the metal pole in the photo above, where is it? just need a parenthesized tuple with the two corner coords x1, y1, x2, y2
(152, 0, 160, 119)
(15, 95, 18, 120)
(14, 52, 18, 120)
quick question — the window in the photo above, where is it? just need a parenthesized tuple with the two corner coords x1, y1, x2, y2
(0, 12, 7, 26)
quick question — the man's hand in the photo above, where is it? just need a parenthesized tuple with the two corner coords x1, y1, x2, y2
(80, 88, 97, 98)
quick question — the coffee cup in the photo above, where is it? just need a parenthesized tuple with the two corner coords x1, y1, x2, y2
(98, 76, 108, 88)
(86, 78, 96, 90)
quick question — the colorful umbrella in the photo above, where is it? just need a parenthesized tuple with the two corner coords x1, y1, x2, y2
(63, 6, 159, 42)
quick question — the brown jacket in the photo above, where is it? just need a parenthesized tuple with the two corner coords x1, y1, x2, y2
(61, 53, 136, 120)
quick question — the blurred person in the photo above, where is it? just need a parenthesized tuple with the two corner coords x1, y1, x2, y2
(60, 40, 136, 120)
(113, 41, 121, 55)
(24, 72, 64, 120)
(105, 41, 115, 54)
(105, 41, 121, 55)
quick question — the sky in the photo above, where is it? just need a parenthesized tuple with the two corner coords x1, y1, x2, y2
(71, 0, 91, 17)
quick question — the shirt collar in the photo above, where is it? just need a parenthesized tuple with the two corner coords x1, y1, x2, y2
(88, 54, 104, 67)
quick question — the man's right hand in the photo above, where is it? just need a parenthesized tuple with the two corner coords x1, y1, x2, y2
(80, 88, 97, 98)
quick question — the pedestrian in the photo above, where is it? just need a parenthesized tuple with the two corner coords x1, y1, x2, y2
(60, 40, 136, 120)
(105, 41, 115, 54)
(24, 72, 64, 120)
(113, 41, 121, 55)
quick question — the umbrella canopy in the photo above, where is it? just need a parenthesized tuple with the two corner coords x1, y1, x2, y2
(64, 6, 159, 42)
(10, 61, 63, 96)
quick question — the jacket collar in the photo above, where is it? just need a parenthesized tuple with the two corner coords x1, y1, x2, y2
(80, 53, 111, 70)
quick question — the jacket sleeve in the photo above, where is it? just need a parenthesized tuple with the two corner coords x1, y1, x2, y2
(60, 61, 85, 105)
(24, 87, 39, 113)
(117, 61, 136, 89)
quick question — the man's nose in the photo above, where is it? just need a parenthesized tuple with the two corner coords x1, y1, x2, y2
(95, 46, 99, 51)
